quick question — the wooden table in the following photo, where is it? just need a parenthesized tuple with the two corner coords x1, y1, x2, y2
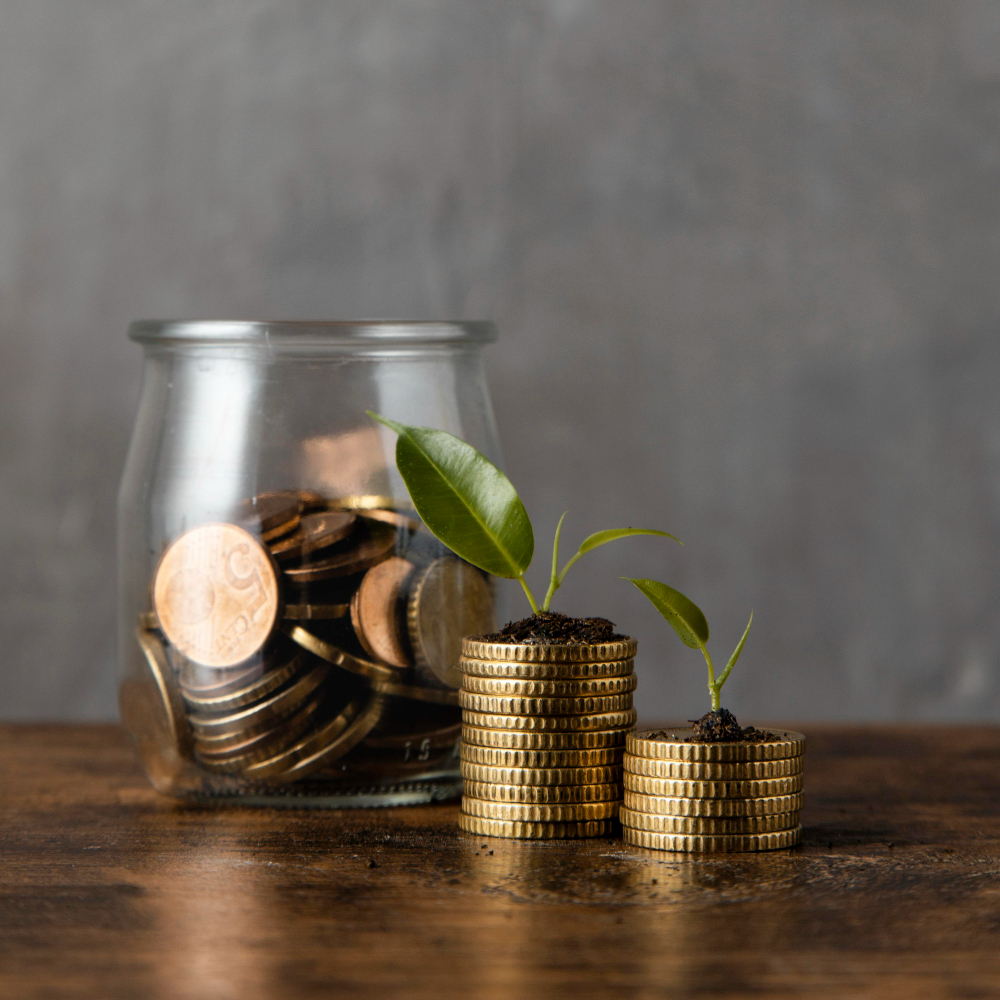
(2, 724, 999, 998)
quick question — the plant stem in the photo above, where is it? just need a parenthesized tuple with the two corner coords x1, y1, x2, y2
(518, 575, 540, 616)
(701, 647, 719, 712)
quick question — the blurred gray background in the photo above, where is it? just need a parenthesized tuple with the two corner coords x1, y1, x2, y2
(2, 0, 999, 723)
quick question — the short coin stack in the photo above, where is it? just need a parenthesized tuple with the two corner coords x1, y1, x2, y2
(457, 637, 638, 839)
(621, 727, 805, 852)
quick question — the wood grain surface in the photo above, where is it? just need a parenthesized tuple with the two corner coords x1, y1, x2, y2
(2, 724, 999, 999)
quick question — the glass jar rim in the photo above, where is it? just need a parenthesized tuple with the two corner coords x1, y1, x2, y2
(128, 320, 496, 347)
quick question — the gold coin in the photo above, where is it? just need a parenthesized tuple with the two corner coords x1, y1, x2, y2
(459, 760, 623, 786)
(408, 558, 495, 689)
(243, 693, 386, 781)
(178, 659, 265, 698)
(458, 691, 633, 716)
(627, 728, 805, 762)
(194, 698, 322, 771)
(618, 807, 799, 835)
(153, 523, 280, 669)
(350, 556, 415, 668)
(462, 726, 628, 751)
(462, 780, 621, 803)
(181, 652, 305, 715)
(363, 726, 462, 753)
(236, 492, 303, 535)
(357, 508, 422, 532)
(622, 772, 804, 799)
(623, 755, 802, 780)
(459, 657, 634, 681)
(188, 664, 328, 738)
(461, 709, 637, 732)
(622, 825, 802, 853)
(370, 679, 460, 706)
(327, 495, 406, 512)
(269, 511, 358, 561)
(193, 704, 315, 755)
(458, 813, 615, 840)
(460, 743, 624, 768)
(461, 797, 620, 822)
(462, 637, 637, 664)
(283, 603, 350, 621)
(284, 624, 397, 681)
(120, 629, 194, 781)
(261, 513, 301, 543)
(461, 674, 637, 697)
(623, 790, 804, 817)
(283, 519, 397, 583)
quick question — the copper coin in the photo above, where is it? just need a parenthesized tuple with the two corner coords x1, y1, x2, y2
(153, 523, 280, 669)
(350, 556, 414, 668)
(269, 511, 357, 561)
(407, 558, 495, 689)
(282, 520, 396, 583)
(236, 492, 303, 533)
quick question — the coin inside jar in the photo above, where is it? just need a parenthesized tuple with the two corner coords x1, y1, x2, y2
(236, 492, 303, 536)
(269, 511, 357, 561)
(407, 557, 494, 689)
(282, 518, 397, 583)
(153, 523, 281, 669)
(350, 556, 414, 668)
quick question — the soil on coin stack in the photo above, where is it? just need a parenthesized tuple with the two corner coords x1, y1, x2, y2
(673, 708, 775, 744)
(477, 611, 625, 645)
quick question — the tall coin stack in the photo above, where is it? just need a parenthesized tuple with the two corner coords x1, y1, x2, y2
(620, 728, 805, 852)
(457, 637, 638, 839)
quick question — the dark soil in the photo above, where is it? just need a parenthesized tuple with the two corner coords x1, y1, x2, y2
(684, 708, 774, 743)
(477, 611, 625, 646)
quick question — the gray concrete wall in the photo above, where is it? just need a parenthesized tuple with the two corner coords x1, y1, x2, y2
(2, 1, 999, 722)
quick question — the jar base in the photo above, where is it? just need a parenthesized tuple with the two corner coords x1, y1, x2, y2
(183, 776, 463, 809)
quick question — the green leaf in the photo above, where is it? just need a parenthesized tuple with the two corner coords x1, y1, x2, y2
(624, 578, 709, 650)
(369, 412, 534, 579)
(576, 527, 682, 557)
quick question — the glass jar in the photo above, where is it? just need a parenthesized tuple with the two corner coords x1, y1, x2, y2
(118, 321, 501, 806)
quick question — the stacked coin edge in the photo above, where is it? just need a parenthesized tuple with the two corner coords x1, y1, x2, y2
(620, 727, 806, 852)
(458, 637, 637, 839)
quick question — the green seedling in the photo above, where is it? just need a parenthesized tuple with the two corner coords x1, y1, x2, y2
(369, 412, 680, 615)
(624, 578, 752, 712)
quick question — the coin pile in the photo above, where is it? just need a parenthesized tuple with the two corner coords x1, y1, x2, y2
(124, 490, 495, 790)
(456, 636, 638, 839)
(620, 727, 805, 852)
